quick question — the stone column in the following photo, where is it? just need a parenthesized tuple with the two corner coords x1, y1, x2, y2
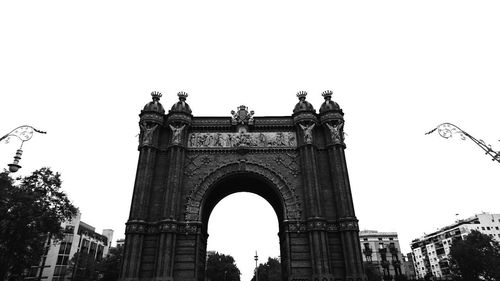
(292, 92, 333, 280)
(122, 94, 164, 281)
(155, 92, 193, 281)
(320, 106, 365, 281)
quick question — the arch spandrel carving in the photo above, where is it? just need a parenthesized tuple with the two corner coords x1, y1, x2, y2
(183, 161, 302, 222)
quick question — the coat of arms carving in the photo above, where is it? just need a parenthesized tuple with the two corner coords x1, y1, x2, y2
(231, 105, 254, 125)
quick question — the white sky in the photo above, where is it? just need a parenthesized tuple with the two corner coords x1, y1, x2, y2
(1, 1, 499, 280)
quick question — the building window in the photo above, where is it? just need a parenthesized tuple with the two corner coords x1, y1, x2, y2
(64, 225, 75, 233)
(482, 227, 486, 230)
(56, 255, 69, 265)
(378, 238, 382, 241)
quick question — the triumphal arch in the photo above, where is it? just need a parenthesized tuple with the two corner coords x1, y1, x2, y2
(121, 91, 365, 281)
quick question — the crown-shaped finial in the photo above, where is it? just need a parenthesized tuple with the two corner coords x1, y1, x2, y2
(177, 91, 188, 100)
(322, 90, 333, 99)
(151, 91, 162, 100)
(296, 91, 308, 99)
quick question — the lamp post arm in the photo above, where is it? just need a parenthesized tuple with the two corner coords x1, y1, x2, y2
(426, 122, 500, 163)
(1, 125, 46, 143)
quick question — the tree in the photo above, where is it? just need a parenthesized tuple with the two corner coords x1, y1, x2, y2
(96, 246, 124, 281)
(449, 230, 500, 281)
(68, 251, 99, 281)
(251, 257, 281, 281)
(0, 168, 78, 281)
(206, 252, 241, 281)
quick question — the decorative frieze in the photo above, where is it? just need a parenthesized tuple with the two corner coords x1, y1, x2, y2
(125, 220, 202, 235)
(187, 132, 297, 148)
(284, 218, 359, 233)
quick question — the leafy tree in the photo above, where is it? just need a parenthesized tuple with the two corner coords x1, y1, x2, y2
(251, 257, 281, 281)
(449, 230, 500, 281)
(96, 246, 124, 281)
(0, 168, 78, 281)
(206, 252, 241, 281)
(68, 251, 99, 281)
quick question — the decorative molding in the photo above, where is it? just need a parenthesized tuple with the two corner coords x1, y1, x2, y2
(284, 218, 359, 233)
(125, 220, 202, 235)
(184, 154, 213, 178)
(275, 152, 300, 177)
(187, 132, 297, 148)
(184, 161, 302, 221)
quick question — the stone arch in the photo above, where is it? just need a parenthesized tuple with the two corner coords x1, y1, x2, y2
(184, 161, 302, 223)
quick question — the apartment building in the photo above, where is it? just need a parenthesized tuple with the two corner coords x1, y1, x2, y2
(359, 230, 406, 279)
(25, 212, 113, 281)
(410, 212, 500, 278)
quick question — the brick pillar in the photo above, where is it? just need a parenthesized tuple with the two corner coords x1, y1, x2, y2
(293, 105, 334, 280)
(121, 96, 164, 281)
(321, 107, 365, 281)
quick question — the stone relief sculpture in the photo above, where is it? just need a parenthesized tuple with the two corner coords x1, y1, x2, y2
(299, 123, 315, 144)
(139, 122, 158, 146)
(187, 132, 297, 148)
(169, 124, 186, 144)
(326, 122, 344, 143)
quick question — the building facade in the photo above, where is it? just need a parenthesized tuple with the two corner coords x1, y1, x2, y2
(411, 212, 500, 278)
(359, 230, 406, 280)
(25, 212, 113, 281)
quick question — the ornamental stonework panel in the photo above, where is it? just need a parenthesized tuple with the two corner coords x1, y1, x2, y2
(187, 132, 297, 148)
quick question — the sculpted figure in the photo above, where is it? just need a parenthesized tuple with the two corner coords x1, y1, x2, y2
(258, 133, 267, 146)
(169, 124, 186, 144)
(140, 122, 158, 146)
(288, 133, 296, 146)
(214, 133, 223, 147)
(189, 134, 197, 147)
(326, 122, 344, 143)
(299, 123, 315, 144)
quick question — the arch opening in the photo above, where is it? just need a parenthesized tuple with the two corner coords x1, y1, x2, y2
(199, 172, 288, 281)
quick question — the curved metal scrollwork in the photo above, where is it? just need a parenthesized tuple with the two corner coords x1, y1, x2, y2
(1, 125, 46, 146)
(426, 122, 500, 163)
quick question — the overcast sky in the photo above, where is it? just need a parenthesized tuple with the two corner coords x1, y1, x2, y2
(1, 1, 499, 280)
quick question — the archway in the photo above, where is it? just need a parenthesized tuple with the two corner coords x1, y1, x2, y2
(200, 172, 289, 281)
(206, 192, 281, 281)
(121, 93, 366, 281)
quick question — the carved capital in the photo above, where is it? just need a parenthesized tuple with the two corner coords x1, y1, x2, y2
(125, 220, 148, 234)
(159, 220, 178, 233)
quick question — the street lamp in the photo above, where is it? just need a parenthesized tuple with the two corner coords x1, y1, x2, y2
(1, 125, 46, 172)
(426, 122, 500, 163)
(254, 251, 258, 281)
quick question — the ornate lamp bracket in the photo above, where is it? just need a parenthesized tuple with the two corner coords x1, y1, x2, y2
(426, 122, 500, 163)
(1, 125, 46, 172)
